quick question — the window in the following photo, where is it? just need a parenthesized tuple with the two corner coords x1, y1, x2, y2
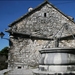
(44, 13, 46, 17)
(18, 66, 21, 69)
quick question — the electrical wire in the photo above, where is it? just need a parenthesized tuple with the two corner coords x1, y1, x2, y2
(49, 0, 75, 6)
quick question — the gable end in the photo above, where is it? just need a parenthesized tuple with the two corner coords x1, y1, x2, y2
(8, 1, 75, 27)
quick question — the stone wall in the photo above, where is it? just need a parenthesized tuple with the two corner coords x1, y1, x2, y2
(11, 3, 75, 38)
(8, 35, 75, 69)
(8, 3, 75, 69)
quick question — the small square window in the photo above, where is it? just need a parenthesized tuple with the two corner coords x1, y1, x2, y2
(44, 13, 46, 17)
(18, 66, 21, 69)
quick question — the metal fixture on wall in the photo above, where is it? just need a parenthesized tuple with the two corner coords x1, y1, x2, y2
(0, 32, 5, 38)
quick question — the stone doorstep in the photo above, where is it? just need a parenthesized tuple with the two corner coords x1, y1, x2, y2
(8, 69, 33, 75)
(32, 69, 75, 75)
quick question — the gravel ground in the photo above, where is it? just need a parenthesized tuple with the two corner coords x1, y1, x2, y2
(6, 69, 34, 75)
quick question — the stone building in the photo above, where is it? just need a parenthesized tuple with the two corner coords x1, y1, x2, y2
(6, 0, 75, 70)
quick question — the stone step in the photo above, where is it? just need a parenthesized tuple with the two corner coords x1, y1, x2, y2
(5, 69, 33, 75)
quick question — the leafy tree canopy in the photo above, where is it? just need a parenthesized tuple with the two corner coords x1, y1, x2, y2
(0, 47, 9, 58)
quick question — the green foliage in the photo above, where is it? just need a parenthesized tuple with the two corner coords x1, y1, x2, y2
(0, 47, 9, 58)
(0, 47, 8, 70)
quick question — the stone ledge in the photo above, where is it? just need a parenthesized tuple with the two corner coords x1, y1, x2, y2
(0, 68, 11, 75)
(33, 69, 75, 75)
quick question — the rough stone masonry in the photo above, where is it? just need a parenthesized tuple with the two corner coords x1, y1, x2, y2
(6, 1, 75, 69)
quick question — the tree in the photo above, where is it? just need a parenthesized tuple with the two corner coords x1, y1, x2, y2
(0, 47, 9, 70)
(0, 47, 9, 58)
